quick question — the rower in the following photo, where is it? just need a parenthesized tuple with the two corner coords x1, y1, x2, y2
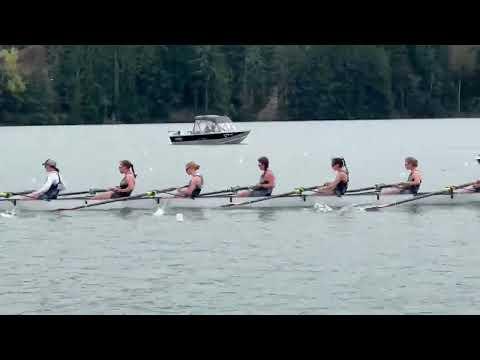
(238, 156, 276, 197)
(26, 159, 66, 200)
(93, 160, 136, 200)
(384, 157, 423, 195)
(314, 157, 349, 196)
(399, 157, 422, 194)
(177, 162, 204, 198)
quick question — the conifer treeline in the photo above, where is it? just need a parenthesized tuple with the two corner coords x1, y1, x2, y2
(1, 45, 479, 125)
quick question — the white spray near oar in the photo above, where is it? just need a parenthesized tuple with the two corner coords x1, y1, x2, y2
(1, 210, 16, 218)
(153, 208, 165, 217)
(153, 199, 169, 217)
(176, 213, 184, 222)
(313, 203, 333, 213)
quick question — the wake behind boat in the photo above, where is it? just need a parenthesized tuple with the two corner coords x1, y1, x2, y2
(169, 115, 251, 145)
(2, 191, 480, 212)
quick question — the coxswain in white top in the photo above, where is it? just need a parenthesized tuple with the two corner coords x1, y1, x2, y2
(177, 162, 204, 198)
(27, 159, 65, 200)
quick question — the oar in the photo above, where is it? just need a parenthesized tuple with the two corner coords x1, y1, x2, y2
(153, 185, 188, 193)
(58, 188, 108, 197)
(0, 190, 35, 198)
(347, 183, 402, 193)
(56, 187, 179, 211)
(198, 186, 253, 197)
(222, 186, 319, 208)
(364, 182, 476, 211)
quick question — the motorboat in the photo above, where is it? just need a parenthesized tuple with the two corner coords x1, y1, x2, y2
(169, 115, 251, 145)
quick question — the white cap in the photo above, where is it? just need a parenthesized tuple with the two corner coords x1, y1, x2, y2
(42, 159, 57, 168)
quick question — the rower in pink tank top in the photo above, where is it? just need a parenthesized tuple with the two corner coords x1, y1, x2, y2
(237, 156, 276, 197)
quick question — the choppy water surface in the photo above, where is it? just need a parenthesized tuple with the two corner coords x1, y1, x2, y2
(1, 118, 480, 314)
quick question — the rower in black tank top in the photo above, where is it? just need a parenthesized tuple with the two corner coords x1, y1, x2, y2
(190, 174, 204, 198)
(400, 172, 421, 195)
(334, 175, 349, 196)
(333, 158, 349, 197)
(111, 176, 132, 199)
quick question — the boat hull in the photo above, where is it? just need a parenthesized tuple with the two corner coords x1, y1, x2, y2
(170, 131, 250, 145)
(1, 192, 479, 212)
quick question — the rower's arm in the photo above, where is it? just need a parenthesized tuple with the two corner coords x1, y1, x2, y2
(31, 176, 54, 197)
(180, 177, 201, 196)
(401, 173, 421, 187)
(322, 176, 341, 192)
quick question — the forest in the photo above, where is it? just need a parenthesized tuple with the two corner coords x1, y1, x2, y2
(1, 45, 479, 125)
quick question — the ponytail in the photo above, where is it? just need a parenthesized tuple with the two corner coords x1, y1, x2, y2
(342, 158, 349, 177)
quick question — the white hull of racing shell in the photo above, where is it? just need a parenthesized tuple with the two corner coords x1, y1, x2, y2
(1, 191, 480, 211)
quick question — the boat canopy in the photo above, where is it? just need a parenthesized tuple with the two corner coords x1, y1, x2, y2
(193, 115, 237, 134)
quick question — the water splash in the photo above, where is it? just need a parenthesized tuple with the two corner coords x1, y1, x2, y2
(153, 208, 165, 217)
(176, 213, 184, 222)
(313, 203, 333, 213)
(1, 210, 16, 218)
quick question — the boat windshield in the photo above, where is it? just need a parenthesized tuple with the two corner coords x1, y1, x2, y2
(193, 116, 237, 134)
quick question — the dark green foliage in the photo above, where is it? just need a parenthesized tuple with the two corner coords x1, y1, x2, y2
(1, 45, 480, 125)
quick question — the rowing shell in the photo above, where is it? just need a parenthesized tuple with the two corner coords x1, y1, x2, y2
(1, 191, 480, 211)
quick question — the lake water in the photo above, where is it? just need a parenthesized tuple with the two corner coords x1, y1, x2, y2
(0, 118, 479, 314)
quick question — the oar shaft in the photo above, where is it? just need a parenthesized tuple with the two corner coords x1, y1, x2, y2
(368, 182, 476, 210)
(224, 186, 318, 208)
(199, 186, 251, 197)
(0, 190, 35, 198)
(347, 183, 401, 193)
(57, 186, 179, 211)
(58, 189, 107, 197)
